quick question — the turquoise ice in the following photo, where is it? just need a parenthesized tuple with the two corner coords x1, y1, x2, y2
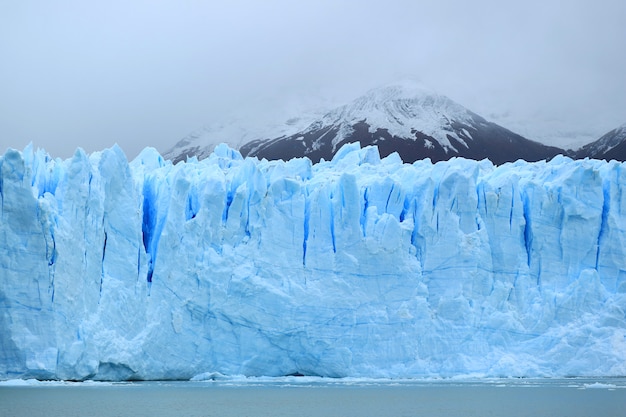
(1, 143, 625, 380)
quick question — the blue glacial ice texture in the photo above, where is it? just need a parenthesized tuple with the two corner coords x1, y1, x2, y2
(1, 144, 626, 381)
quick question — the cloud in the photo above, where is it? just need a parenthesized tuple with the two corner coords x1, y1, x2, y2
(1, 0, 625, 158)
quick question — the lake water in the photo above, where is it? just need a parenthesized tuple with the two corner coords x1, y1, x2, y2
(1, 377, 625, 417)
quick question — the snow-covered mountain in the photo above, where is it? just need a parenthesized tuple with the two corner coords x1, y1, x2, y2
(163, 111, 325, 164)
(165, 82, 563, 165)
(574, 122, 626, 161)
(2, 143, 626, 380)
(241, 82, 563, 164)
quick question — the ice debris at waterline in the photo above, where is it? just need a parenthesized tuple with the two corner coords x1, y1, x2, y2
(1, 143, 626, 381)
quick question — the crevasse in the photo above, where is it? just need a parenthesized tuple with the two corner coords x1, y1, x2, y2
(1, 143, 625, 381)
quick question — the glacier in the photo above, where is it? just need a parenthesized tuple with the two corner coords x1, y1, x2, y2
(1, 142, 626, 381)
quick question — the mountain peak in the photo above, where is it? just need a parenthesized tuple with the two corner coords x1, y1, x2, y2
(575, 121, 626, 160)
(316, 81, 477, 152)
(167, 82, 564, 165)
(361, 80, 438, 101)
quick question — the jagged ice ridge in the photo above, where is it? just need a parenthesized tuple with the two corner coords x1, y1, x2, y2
(1, 143, 626, 380)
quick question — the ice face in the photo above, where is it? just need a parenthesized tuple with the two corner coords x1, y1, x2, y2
(1, 143, 626, 380)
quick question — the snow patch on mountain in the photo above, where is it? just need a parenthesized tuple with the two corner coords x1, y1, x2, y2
(165, 81, 493, 163)
(163, 117, 314, 162)
(163, 104, 330, 163)
(306, 81, 478, 152)
(588, 123, 626, 155)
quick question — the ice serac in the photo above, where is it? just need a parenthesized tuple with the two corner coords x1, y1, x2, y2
(1, 143, 626, 381)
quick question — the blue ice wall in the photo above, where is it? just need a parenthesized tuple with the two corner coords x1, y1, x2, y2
(1, 143, 626, 381)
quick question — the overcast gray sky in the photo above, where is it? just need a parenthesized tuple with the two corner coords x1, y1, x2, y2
(1, 0, 625, 159)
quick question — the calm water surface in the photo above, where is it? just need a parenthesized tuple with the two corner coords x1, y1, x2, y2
(1, 378, 625, 417)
